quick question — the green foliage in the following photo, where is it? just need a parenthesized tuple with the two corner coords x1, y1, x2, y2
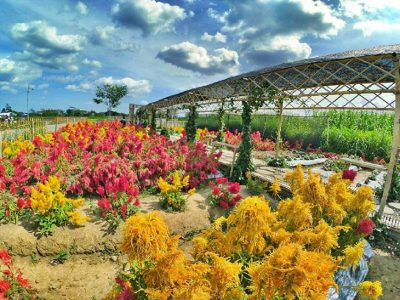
(245, 173, 266, 195)
(159, 190, 187, 212)
(150, 109, 156, 132)
(321, 127, 391, 161)
(216, 104, 225, 142)
(266, 156, 288, 168)
(231, 101, 254, 182)
(375, 161, 400, 203)
(185, 105, 197, 143)
(50, 250, 69, 265)
(322, 159, 347, 172)
(93, 84, 128, 116)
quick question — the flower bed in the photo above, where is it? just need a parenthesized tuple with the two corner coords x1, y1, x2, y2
(0, 121, 221, 231)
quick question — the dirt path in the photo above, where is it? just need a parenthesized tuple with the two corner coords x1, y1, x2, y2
(366, 249, 400, 300)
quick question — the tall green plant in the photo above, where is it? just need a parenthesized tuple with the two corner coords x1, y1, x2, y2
(150, 109, 157, 131)
(185, 105, 197, 143)
(231, 85, 270, 182)
(216, 101, 225, 142)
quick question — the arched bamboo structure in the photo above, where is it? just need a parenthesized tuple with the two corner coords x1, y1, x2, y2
(144, 44, 400, 218)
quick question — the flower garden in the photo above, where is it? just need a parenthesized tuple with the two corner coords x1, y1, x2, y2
(0, 117, 396, 300)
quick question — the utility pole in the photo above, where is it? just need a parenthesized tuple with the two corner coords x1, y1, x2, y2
(26, 84, 34, 119)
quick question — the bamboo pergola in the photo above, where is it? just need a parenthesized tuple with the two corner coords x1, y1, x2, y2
(144, 44, 400, 217)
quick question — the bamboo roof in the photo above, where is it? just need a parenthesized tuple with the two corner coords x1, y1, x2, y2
(145, 44, 400, 111)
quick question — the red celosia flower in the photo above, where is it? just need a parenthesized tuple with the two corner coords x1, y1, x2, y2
(342, 169, 357, 181)
(16, 197, 25, 209)
(96, 186, 105, 196)
(0, 280, 11, 297)
(233, 194, 242, 202)
(98, 198, 112, 211)
(212, 186, 221, 195)
(227, 182, 240, 194)
(357, 218, 375, 235)
(219, 201, 229, 209)
(0, 250, 11, 266)
(17, 272, 30, 288)
(216, 177, 228, 184)
(134, 199, 140, 206)
(121, 204, 127, 219)
(2, 270, 10, 276)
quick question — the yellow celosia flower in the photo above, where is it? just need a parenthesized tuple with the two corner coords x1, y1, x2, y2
(67, 211, 91, 226)
(144, 249, 211, 299)
(343, 240, 365, 268)
(357, 281, 383, 300)
(248, 243, 337, 300)
(188, 188, 196, 196)
(277, 195, 312, 231)
(284, 164, 304, 191)
(121, 212, 172, 262)
(271, 176, 281, 196)
(206, 252, 241, 299)
(226, 196, 276, 256)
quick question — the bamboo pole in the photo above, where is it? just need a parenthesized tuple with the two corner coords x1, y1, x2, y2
(378, 55, 400, 217)
(275, 100, 284, 160)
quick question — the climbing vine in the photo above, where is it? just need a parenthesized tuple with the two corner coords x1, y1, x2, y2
(231, 84, 275, 182)
(185, 105, 198, 143)
(216, 101, 225, 142)
(150, 109, 157, 132)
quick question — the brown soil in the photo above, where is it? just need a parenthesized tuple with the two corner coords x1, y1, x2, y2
(13, 255, 119, 300)
(366, 249, 400, 300)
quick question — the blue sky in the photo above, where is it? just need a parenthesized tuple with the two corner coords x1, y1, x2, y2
(1, 0, 400, 113)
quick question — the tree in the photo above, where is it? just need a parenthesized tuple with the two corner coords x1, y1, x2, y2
(93, 84, 128, 117)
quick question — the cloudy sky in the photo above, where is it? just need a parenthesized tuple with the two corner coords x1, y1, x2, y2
(1, 0, 399, 113)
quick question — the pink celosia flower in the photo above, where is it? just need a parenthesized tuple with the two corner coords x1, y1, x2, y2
(227, 182, 241, 194)
(343, 169, 357, 181)
(357, 218, 374, 235)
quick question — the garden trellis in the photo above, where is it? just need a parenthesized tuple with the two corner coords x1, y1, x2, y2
(143, 44, 400, 218)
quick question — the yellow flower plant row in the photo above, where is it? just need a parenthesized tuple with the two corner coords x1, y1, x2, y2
(108, 166, 382, 300)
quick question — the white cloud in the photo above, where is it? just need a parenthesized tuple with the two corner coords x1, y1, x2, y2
(88, 26, 115, 45)
(96, 76, 152, 94)
(0, 58, 42, 84)
(44, 74, 83, 83)
(11, 21, 86, 56)
(66, 82, 92, 92)
(157, 41, 240, 75)
(111, 0, 187, 36)
(339, 0, 400, 18)
(76, 1, 88, 15)
(37, 83, 49, 90)
(82, 58, 102, 68)
(214, 0, 344, 66)
(10, 21, 86, 71)
(207, 8, 228, 23)
(201, 32, 227, 43)
(246, 34, 312, 66)
(113, 41, 139, 52)
(353, 20, 400, 37)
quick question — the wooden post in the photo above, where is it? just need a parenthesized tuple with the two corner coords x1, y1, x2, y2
(275, 99, 284, 160)
(379, 55, 400, 217)
(230, 148, 238, 178)
(129, 104, 135, 124)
